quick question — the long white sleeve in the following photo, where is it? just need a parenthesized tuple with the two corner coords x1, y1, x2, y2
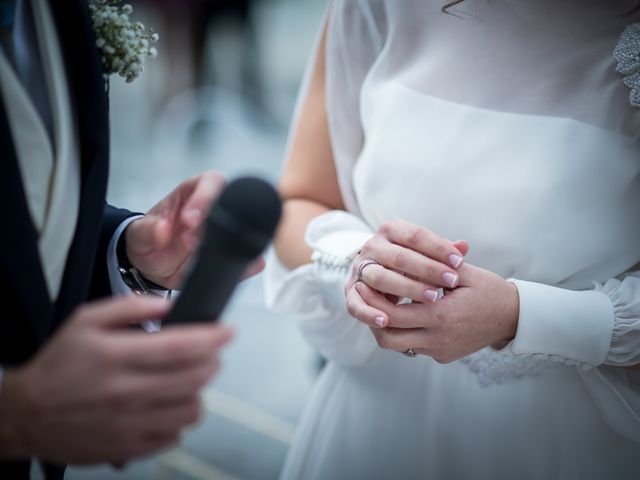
(506, 273, 640, 441)
(264, 211, 376, 366)
(508, 272, 640, 368)
(507, 279, 614, 368)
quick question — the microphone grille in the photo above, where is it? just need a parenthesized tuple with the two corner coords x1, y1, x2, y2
(216, 176, 282, 236)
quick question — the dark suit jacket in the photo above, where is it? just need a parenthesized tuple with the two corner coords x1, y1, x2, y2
(0, 1, 136, 478)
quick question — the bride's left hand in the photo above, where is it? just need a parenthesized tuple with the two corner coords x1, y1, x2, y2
(350, 263, 520, 363)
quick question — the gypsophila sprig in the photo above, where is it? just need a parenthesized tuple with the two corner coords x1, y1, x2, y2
(88, 0, 158, 83)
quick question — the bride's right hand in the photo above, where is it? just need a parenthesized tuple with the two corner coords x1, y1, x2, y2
(344, 219, 468, 328)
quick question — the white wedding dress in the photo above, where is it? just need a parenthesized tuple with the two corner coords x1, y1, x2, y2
(266, 1, 640, 478)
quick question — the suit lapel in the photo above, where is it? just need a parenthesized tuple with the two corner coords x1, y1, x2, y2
(0, 102, 52, 345)
(48, 0, 110, 326)
(0, 0, 103, 346)
(49, 0, 109, 184)
(0, 0, 111, 349)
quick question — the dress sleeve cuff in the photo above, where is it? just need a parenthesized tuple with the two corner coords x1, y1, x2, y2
(508, 279, 615, 366)
(309, 230, 373, 307)
(597, 273, 640, 366)
(305, 210, 373, 254)
(263, 210, 377, 366)
(306, 211, 374, 307)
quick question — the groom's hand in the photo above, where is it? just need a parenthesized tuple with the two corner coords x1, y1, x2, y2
(0, 296, 232, 465)
(124, 171, 266, 290)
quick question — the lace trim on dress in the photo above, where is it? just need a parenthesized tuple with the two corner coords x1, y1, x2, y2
(461, 348, 594, 387)
(311, 250, 353, 272)
(614, 23, 640, 108)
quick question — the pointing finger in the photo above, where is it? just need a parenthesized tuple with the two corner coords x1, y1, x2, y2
(181, 172, 226, 228)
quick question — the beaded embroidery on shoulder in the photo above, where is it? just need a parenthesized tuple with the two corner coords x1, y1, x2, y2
(614, 23, 640, 108)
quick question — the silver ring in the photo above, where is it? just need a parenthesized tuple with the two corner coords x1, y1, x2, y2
(403, 348, 417, 357)
(356, 258, 379, 284)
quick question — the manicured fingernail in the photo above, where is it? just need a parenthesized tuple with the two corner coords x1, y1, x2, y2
(449, 254, 463, 268)
(443, 272, 458, 288)
(423, 289, 439, 303)
(375, 316, 387, 327)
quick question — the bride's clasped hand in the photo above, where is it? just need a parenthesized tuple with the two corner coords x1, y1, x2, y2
(345, 220, 519, 363)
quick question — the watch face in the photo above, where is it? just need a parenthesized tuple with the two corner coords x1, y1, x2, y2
(119, 267, 167, 296)
(118, 267, 147, 294)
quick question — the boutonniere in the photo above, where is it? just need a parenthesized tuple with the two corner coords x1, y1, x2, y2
(88, 0, 158, 83)
(614, 22, 640, 108)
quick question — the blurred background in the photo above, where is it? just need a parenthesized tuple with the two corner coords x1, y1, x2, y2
(65, 0, 327, 479)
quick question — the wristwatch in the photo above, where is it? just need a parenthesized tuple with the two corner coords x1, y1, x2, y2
(116, 234, 168, 297)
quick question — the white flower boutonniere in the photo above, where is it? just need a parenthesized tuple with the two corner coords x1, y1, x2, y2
(88, 0, 159, 83)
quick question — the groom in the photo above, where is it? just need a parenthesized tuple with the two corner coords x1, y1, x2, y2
(0, 0, 258, 478)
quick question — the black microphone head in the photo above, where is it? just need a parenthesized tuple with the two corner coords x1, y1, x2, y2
(217, 176, 282, 236)
(207, 176, 282, 257)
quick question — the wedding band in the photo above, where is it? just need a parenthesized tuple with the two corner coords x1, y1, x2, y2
(356, 258, 379, 284)
(403, 348, 417, 357)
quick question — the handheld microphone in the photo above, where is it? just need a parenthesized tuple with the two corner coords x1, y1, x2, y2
(163, 176, 282, 326)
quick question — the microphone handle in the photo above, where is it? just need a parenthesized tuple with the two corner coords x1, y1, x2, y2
(162, 247, 250, 326)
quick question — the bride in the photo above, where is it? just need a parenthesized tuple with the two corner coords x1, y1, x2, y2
(266, 0, 640, 478)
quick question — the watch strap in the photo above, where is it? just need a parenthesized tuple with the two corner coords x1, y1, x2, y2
(116, 231, 168, 294)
